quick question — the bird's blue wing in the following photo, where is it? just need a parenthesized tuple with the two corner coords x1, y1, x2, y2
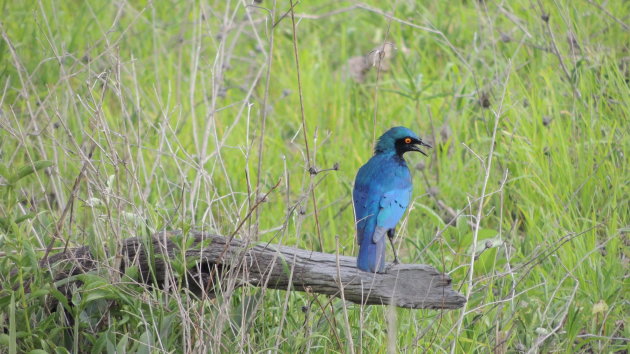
(373, 188, 411, 243)
(353, 170, 381, 245)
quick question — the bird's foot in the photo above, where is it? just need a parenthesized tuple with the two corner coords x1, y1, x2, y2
(385, 260, 401, 272)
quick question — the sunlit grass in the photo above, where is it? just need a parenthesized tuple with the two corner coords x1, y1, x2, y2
(1, 0, 628, 352)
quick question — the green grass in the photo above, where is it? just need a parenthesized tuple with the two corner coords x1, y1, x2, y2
(1, 0, 628, 352)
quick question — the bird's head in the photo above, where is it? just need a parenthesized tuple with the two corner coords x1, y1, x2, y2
(374, 126, 432, 157)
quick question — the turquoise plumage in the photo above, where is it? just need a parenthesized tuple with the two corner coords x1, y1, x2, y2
(353, 127, 431, 273)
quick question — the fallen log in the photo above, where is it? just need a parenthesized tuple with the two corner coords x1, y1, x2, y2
(43, 231, 465, 309)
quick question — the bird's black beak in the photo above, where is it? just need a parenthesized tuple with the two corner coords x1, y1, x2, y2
(410, 139, 432, 156)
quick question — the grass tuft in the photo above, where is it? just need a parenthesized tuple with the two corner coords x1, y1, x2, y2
(0, 0, 628, 352)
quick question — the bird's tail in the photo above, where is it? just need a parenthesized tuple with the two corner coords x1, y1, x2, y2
(357, 238, 386, 273)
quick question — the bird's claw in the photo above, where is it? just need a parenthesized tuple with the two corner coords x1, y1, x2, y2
(385, 260, 401, 272)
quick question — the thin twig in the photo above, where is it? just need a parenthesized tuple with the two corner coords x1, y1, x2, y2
(536, 1, 582, 99)
(254, 0, 277, 240)
(583, 0, 630, 31)
(335, 235, 355, 354)
(289, 0, 324, 251)
(41, 143, 96, 264)
(229, 179, 281, 240)
(450, 60, 513, 353)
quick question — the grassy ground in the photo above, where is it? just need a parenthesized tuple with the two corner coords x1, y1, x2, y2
(1, 0, 628, 352)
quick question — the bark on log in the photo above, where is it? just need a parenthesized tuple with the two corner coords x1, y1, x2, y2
(44, 231, 466, 309)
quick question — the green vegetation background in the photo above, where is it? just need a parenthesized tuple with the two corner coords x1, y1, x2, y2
(0, 0, 628, 352)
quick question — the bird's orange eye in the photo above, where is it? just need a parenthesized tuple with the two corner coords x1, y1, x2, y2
(404, 138, 412, 144)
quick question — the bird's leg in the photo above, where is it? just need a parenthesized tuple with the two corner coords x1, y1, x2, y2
(387, 228, 400, 264)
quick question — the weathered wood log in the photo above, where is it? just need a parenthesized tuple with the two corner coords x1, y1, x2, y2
(44, 231, 465, 309)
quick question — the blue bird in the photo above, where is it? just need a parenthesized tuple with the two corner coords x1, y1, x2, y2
(353, 127, 431, 273)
